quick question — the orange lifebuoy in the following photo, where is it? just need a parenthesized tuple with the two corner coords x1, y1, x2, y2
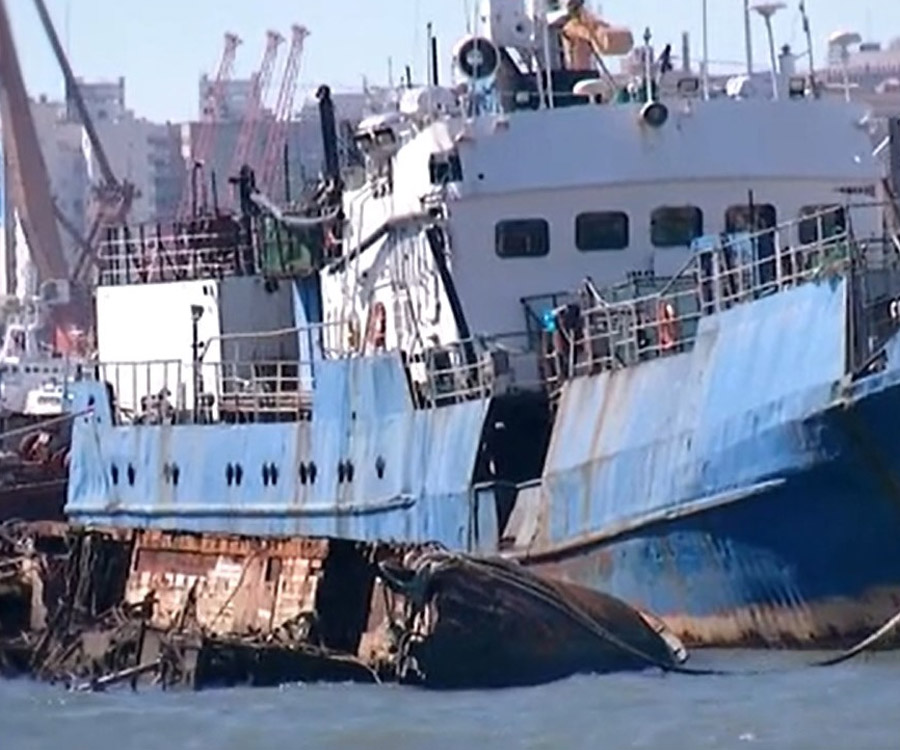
(658, 301, 678, 352)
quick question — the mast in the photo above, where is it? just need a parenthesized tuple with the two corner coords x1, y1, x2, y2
(743, 0, 754, 75)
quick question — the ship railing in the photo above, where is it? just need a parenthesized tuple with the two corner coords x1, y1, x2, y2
(540, 205, 864, 397)
(98, 217, 257, 287)
(85, 357, 316, 425)
(418, 339, 495, 407)
(415, 332, 543, 407)
(97, 213, 321, 287)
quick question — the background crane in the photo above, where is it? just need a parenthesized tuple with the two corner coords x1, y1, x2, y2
(0, 0, 83, 350)
(31, 0, 137, 286)
(177, 32, 241, 221)
(229, 30, 284, 191)
(258, 25, 309, 196)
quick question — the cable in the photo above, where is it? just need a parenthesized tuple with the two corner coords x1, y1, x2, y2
(385, 550, 900, 679)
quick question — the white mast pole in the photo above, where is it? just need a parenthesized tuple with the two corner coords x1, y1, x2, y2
(743, 0, 754, 75)
(701, 0, 710, 99)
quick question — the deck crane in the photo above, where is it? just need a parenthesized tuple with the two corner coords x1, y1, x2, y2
(177, 32, 242, 220)
(30, 0, 138, 286)
(258, 25, 309, 196)
(229, 30, 284, 186)
(0, 0, 85, 350)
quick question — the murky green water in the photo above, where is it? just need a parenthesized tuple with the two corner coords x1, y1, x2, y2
(2, 651, 899, 749)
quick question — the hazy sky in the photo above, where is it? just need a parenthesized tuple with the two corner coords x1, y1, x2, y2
(8, 0, 899, 123)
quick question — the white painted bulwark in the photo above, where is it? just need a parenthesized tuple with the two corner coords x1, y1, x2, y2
(96, 276, 295, 415)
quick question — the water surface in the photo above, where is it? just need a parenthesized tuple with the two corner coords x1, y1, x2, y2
(2, 651, 899, 749)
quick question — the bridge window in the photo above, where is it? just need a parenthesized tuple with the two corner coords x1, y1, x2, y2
(798, 205, 846, 245)
(495, 219, 550, 259)
(575, 212, 629, 251)
(725, 204, 777, 233)
(651, 206, 704, 248)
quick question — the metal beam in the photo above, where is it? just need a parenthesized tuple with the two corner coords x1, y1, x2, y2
(31, 0, 118, 189)
(0, 0, 68, 282)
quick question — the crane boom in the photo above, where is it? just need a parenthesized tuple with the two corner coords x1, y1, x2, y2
(178, 32, 241, 220)
(0, 0, 68, 283)
(230, 30, 283, 178)
(258, 25, 309, 194)
(32, 0, 118, 189)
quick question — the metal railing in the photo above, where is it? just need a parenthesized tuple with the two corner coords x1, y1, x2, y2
(87, 318, 531, 424)
(98, 213, 321, 287)
(88, 358, 314, 425)
(535, 206, 871, 397)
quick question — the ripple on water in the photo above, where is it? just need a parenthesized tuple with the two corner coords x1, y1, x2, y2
(2, 651, 900, 750)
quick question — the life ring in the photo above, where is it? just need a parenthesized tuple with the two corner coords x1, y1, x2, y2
(453, 36, 500, 80)
(658, 301, 678, 352)
(366, 302, 387, 351)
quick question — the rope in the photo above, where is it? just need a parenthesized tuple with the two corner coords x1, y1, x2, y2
(387, 550, 900, 679)
(0, 408, 93, 444)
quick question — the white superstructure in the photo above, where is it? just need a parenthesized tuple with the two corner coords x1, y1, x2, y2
(320, 0, 885, 367)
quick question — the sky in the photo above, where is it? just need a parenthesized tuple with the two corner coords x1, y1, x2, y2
(7, 0, 899, 124)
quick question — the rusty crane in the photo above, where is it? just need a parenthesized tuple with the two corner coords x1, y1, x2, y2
(0, 0, 85, 349)
(258, 25, 309, 196)
(229, 30, 284, 189)
(177, 32, 241, 220)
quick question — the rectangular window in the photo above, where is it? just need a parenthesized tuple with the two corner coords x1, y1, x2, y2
(495, 219, 550, 258)
(575, 211, 629, 251)
(725, 204, 777, 233)
(798, 205, 846, 245)
(651, 206, 703, 248)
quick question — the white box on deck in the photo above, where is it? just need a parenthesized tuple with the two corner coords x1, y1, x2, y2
(96, 276, 296, 415)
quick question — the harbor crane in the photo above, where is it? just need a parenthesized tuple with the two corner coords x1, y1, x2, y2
(177, 32, 242, 220)
(31, 0, 137, 286)
(0, 0, 84, 350)
(258, 25, 309, 196)
(229, 30, 284, 191)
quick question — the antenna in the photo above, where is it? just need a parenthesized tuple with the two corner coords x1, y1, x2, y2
(752, 2, 786, 100)
(829, 29, 861, 102)
(426, 22, 434, 87)
(799, 1, 817, 96)
(743, 0, 754, 75)
(701, 0, 710, 100)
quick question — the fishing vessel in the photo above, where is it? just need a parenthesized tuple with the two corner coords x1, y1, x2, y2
(64, 1, 900, 647)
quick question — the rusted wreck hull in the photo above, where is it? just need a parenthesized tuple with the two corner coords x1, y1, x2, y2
(0, 479, 66, 523)
(0, 525, 681, 690)
(377, 550, 679, 689)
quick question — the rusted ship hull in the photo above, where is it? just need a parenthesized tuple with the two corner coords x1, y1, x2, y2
(0, 479, 66, 523)
(0, 525, 681, 690)
(521, 368, 900, 649)
(504, 278, 900, 649)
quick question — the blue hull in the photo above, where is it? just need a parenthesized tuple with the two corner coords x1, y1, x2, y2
(527, 383, 900, 647)
(512, 277, 900, 646)
(65, 275, 900, 646)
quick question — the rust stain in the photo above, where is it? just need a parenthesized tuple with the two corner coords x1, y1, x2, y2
(125, 530, 333, 635)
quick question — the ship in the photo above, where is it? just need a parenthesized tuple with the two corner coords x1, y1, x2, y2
(63, 1, 900, 647)
(0, 283, 85, 524)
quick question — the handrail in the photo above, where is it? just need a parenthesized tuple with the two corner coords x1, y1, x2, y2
(536, 204, 872, 398)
